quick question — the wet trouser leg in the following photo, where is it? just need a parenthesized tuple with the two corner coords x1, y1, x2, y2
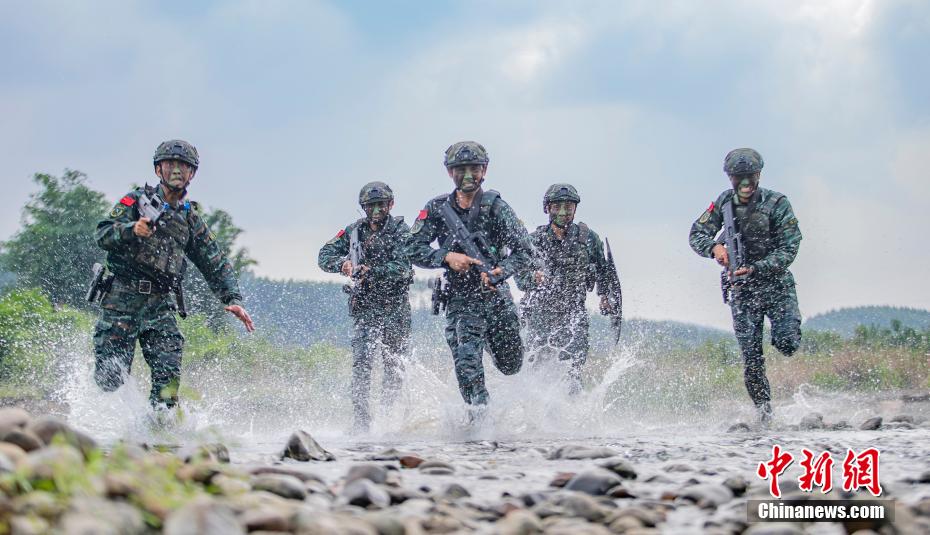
(138, 310, 184, 408)
(350, 314, 376, 428)
(93, 312, 139, 393)
(564, 310, 590, 395)
(380, 301, 411, 410)
(445, 296, 490, 406)
(769, 285, 802, 357)
(731, 296, 770, 407)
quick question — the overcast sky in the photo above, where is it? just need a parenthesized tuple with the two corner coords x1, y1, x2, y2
(1, 0, 928, 329)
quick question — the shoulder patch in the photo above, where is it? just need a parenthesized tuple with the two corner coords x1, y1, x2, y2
(120, 196, 136, 207)
(110, 205, 125, 218)
(417, 209, 429, 220)
(336, 229, 346, 238)
(707, 201, 715, 213)
(698, 210, 711, 224)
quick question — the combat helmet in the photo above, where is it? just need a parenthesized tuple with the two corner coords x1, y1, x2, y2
(444, 141, 489, 168)
(723, 148, 763, 175)
(359, 181, 394, 205)
(154, 139, 200, 169)
(543, 183, 581, 212)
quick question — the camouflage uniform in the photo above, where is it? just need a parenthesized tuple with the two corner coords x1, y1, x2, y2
(689, 149, 802, 410)
(318, 208, 413, 429)
(516, 222, 611, 392)
(94, 180, 242, 408)
(408, 184, 532, 407)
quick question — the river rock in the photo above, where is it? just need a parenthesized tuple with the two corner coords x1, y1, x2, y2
(346, 464, 388, 485)
(609, 514, 644, 532)
(547, 444, 619, 460)
(163, 498, 244, 535)
(744, 522, 804, 534)
(440, 482, 471, 500)
(599, 458, 638, 479)
(24, 444, 84, 480)
(830, 420, 852, 430)
(542, 516, 610, 534)
(0, 442, 27, 468)
(608, 505, 662, 527)
(2, 428, 44, 452)
(342, 478, 391, 508)
(549, 471, 575, 488)
(249, 464, 325, 483)
(27, 416, 98, 455)
(418, 460, 455, 475)
(552, 492, 608, 522)
(67, 497, 147, 535)
(680, 483, 735, 508)
(399, 454, 424, 468)
(251, 474, 307, 501)
(104, 471, 141, 499)
(798, 412, 824, 430)
(282, 430, 335, 462)
(0, 407, 31, 436)
(497, 509, 542, 534)
(727, 422, 751, 433)
(8, 515, 49, 535)
(607, 484, 636, 498)
(363, 512, 407, 535)
(293, 510, 377, 534)
(859, 416, 882, 430)
(564, 469, 624, 496)
(0, 451, 15, 473)
(187, 443, 230, 463)
(914, 497, 930, 516)
(240, 506, 294, 532)
(722, 475, 749, 497)
(663, 463, 695, 473)
(12, 491, 65, 517)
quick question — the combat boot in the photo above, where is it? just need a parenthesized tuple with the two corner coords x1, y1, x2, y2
(758, 402, 773, 428)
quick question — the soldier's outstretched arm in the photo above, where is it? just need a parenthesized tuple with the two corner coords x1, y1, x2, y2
(407, 204, 448, 269)
(689, 194, 726, 258)
(751, 198, 802, 277)
(185, 209, 243, 306)
(318, 227, 351, 273)
(493, 202, 533, 278)
(95, 192, 141, 252)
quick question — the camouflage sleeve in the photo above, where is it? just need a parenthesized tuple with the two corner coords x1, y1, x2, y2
(317, 226, 351, 273)
(369, 220, 413, 282)
(493, 200, 532, 279)
(185, 210, 243, 305)
(514, 230, 543, 291)
(689, 193, 727, 258)
(751, 197, 802, 278)
(588, 229, 611, 297)
(94, 192, 140, 252)
(407, 203, 450, 269)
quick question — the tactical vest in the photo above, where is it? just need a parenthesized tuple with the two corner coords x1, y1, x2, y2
(132, 191, 191, 284)
(536, 223, 594, 304)
(732, 190, 786, 264)
(353, 216, 413, 294)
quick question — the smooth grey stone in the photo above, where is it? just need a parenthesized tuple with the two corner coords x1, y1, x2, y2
(251, 474, 307, 501)
(496, 509, 542, 535)
(744, 522, 804, 534)
(64, 497, 147, 535)
(27, 416, 98, 455)
(240, 506, 294, 532)
(249, 464, 325, 483)
(860, 416, 883, 430)
(8, 515, 49, 535)
(547, 444, 619, 460)
(727, 422, 752, 433)
(564, 469, 624, 496)
(2, 428, 43, 452)
(24, 444, 83, 480)
(345, 464, 388, 485)
(891, 414, 915, 423)
(282, 430, 335, 462)
(440, 482, 471, 500)
(341, 478, 390, 508)
(663, 463, 695, 473)
(680, 483, 735, 508)
(607, 505, 662, 527)
(0, 407, 31, 437)
(798, 412, 824, 430)
(418, 460, 455, 475)
(552, 492, 608, 522)
(723, 475, 749, 496)
(163, 499, 244, 535)
(187, 443, 230, 463)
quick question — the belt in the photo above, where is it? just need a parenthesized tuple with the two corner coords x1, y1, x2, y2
(114, 276, 172, 295)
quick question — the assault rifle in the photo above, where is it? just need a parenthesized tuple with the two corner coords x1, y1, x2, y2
(719, 200, 748, 304)
(438, 201, 506, 287)
(85, 262, 114, 304)
(341, 227, 366, 308)
(603, 238, 623, 343)
(137, 185, 169, 231)
(428, 276, 447, 315)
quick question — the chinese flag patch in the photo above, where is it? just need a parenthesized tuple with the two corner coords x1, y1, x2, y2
(120, 196, 136, 206)
(417, 209, 429, 220)
(336, 229, 345, 238)
(707, 201, 715, 213)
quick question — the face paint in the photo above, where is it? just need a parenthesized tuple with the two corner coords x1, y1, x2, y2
(549, 202, 576, 229)
(364, 201, 390, 224)
(160, 160, 193, 191)
(730, 173, 759, 203)
(451, 165, 485, 193)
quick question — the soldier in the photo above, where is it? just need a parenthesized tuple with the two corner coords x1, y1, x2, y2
(689, 148, 802, 425)
(93, 139, 254, 411)
(408, 141, 533, 422)
(515, 184, 614, 395)
(318, 181, 413, 433)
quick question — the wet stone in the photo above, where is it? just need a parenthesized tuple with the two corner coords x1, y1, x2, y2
(240, 506, 293, 532)
(547, 444, 619, 460)
(599, 458, 638, 479)
(798, 412, 824, 430)
(552, 491, 609, 522)
(549, 471, 575, 488)
(67, 497, 146, 535)
(830, 420, 852, 430)
(859, 416, 883, 430)
(564, 469, 624, 496)
(213, 474, 252, 496)
(249, 465, 325, 483)
(723, 475, 749, 496)
(744, 522, 804, 534)
(607, 484, 636, 499)
(367, 447, 409, 460)
(0, 442, 27, 468)
(282, 430, 335, 462)
(2, 429, 43, 452)
(341, 478, 391, 508)
(418, 460, 455, 475)
(542, 516, 610, 534)
(363, 512, 406, 535)
(608, 505, 662, 527)
(188, 443, 230, 463)
(24, 444, 84, 480)
(680, 483, 735, 508)
(663, 463, 695, 473)
(399, 454, 424, 468)
(726, 422, 752, 433)
(27, 416, 97, 455)
(440, 482, 471, 500)
(609, 515, 644, 532)
(913, 497, 930, 516)
(884, 421, 916, 430)
(0, 407, 31, 437)
(8, 515, 50, 535)
(0, 451, 14, 473)
(891, 414, 915, 423)
(163, 498, 244, 535)
(251, 474, 307, 501)
(496, 509, 542, 535)
(346, 463, 388, 485)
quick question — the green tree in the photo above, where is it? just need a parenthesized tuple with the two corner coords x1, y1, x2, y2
(0, 171, 108, 308)
(183, 207, 257, 331)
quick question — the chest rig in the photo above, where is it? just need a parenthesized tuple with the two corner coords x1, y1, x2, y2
(733, 190, 786, 264)
(537, 223, 594, 301)
(132, 186, 191, 284)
